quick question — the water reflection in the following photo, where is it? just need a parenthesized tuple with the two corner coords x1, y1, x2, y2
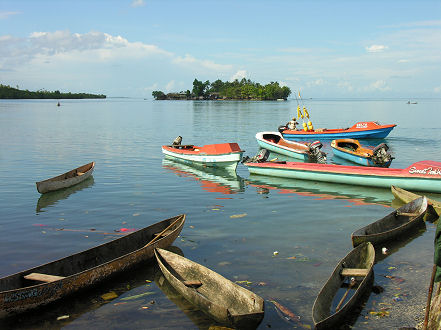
(246, 174, 392, 207)
(162, 159, 245, 195)
(36, 176, 95, 213)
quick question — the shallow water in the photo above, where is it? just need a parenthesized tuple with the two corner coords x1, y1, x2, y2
(1, 98, 441, 329)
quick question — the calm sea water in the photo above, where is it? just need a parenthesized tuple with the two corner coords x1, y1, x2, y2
(1, 98, 441, 329)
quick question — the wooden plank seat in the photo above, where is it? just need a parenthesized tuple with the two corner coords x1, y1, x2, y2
(76, 171, 85, 176)
(182, 280, 202, 288)
(24, 272, 66, 283)
(340, 268, 369, 277)
(396, 211, 420, 217)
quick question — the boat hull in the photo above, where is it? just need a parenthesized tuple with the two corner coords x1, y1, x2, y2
(162, 143, 244, 171)
(282, 122, 396, 140)
(36, 162, 95, 194)
(0, 214, 185, 317)
(312, 242, 375, 329)
(244, 160, 441, 193)
(391, 186, 441, 215)
(351, 197, 427, 247)
(155, 248, 264, 329)
(255, 132, 309, 160)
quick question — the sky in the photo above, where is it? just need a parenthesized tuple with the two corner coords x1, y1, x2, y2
(0, 0, 440, 98)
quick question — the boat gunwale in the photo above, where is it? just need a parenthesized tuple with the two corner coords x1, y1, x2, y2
(36, 162, 95, 185)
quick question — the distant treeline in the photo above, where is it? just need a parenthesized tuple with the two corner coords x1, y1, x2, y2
(152, 78, 291, 101)
(0, 84, 106, 99)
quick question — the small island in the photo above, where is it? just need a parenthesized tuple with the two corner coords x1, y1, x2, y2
(0, 84, 106, 99)
(152, 78, 291, 101)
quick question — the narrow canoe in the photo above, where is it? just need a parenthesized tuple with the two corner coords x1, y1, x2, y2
(312, 242, 375, 329)
(282, 121, 396, 140)
(351, 197, 428, 247)
(0, 214, 185, 317)
(155, 248, 264, 329)
(162, 143, 244, 171)
(36, 161, 95, 194)
(244, 160, 441, 193)
(331, 139, 393, 167)
(255, 131, 311, 160)
(391, 185, 441, 215)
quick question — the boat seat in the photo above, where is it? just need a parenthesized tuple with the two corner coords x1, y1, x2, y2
(182, 280, 202, 288)
(24, 272, 66, 283)
(340, 268, 369, 277)
(76, 171, 85, 176)
(154, 229, 174, 238)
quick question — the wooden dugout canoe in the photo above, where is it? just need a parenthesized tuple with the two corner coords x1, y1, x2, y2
(0, 214, 185, 317)
(36, 161, 95, 194)
(155, 248, 264, 329)
(351, 197, 428, 247)
(312, 242, 375, 329)
(391, 185, 441, 215)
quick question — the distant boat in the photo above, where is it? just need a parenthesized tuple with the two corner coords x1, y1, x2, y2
(255, 131, 326, 162)
(36, 162, 95, 194)
(281, 121, 396, 140)
(162, 137, 244, 171)
(155, 248, 265, 329)
(312, 242, 375, 329)
(0, 214, 185, 317)
(331, 139, 393, 167)
(406, 101, 418, 104)
(351, 196, 428, 247)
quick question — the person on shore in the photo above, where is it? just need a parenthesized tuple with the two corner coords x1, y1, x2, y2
(287, 117, 298, 130)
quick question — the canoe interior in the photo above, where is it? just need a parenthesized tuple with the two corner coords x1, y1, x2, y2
(0, 215, 184, 293)
(313, 242, 375, 329)
(332, 139, 371, 157)
(155, 248, 264, 327)
(164, 143, 243, 155)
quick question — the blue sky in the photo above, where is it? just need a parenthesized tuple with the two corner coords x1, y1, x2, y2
(1, 0, 440, 98)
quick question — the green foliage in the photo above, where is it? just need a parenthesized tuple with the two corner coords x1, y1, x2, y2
(152, 78, 291, 100)
(152, 90, 166, 100)
(0, 84, 106, 99)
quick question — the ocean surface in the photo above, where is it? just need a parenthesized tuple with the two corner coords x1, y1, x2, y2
(1, 98, 441, 329)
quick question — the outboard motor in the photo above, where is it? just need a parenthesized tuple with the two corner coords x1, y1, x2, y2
(308, 141, 327, 164)
(278, 125, 288, 133)
(172, 136, 182, 146)
(242, 148, 270, 163)
(371, 143, 393, 167)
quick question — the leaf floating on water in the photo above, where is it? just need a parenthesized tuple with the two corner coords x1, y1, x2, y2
(57, 315, 69, 321)
(113, 302, 127, 306)
(270, 299, 302, 325)
(212, 208, 220, 211)
(133, 213, 140, 217)
(287, 256, 296, 259)
(218, 261, 231, 267)
(388, 266, 396, 270)
(230, 213, 247, 218)
(145, 280, 152, 283)
(101, 291, 118, 300)
(235, 280, 252, 286)
(189, 225, 195, 229)
(120, 291, 155, 301)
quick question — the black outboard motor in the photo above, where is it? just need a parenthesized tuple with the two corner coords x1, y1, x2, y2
(371, 143, 393, 167)
(242, 148, 270, 163)
(278, 125, 288, 133)
(308, 141, 327, 164)
(172, 136, 182, 145)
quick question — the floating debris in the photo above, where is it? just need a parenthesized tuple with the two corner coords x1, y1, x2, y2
(230, 213, 247, 218)
(56, 315, 69, 321)
(101, 291, 118, 300)
(120, 291, 155, 301)
(235, 280, 252, 286)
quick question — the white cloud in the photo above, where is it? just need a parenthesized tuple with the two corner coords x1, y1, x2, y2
(434, 85, 441, 93)
(307, 79, 324, 87)
(230, 70, 247, 81)
(165, 80, 175, 92)
(131, 0, 146, 7)
(172, 54, 232, 72)
(398, 59, 410, 63)
(365, 45, 388, 53)
(0, 11, 20, 19)
(338, 81, 354, 92)
(365, 80, 391, 92)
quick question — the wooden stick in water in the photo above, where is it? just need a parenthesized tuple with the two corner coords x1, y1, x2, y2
(336, 277, 356, 312)
(423, 264, 437, 330)
(144, 215, 182, 248)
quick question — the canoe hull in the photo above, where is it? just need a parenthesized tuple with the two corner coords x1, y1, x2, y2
(312, 242, 375, 329)
(36, 162, 95, 194)
(244, 160, 441, 193)
(0, 214, 185, 317)
(162, 143, 244, 171)
(155, 248, 264, 329)
(351, 197, 427, 247)
(391, 186, 441, 215)
(255, 132, 309, 160)
(282, 121, 396, 140)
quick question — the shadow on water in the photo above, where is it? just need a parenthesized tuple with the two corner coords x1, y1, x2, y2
(36, 176, 95, 213)
(162, 158, 245, 195)
(246, 174, 393, 207)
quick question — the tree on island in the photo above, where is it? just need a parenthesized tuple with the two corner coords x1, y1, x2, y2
(152, 78, 291, 100)
(0, 84, 106, 99)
